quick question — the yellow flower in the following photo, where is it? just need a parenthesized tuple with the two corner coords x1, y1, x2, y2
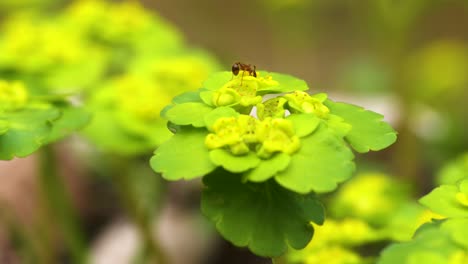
(0, 80, 29, 111)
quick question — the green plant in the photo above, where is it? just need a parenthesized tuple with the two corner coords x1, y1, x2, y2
(378, 153, 468, 264)
(0, 79, 90, 160)
(150, 69, 397, 259)
(0, 79, 90, 263)
(0, 1, 219, 263)
(286, 172, 442, 264)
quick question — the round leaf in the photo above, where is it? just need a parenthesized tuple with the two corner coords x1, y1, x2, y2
(204, 107, 239, 129)
(287, 114, 320, 138)
(209, 149, 260, 173)
(245, 153, 291, 182)
(419, 184, 468, 218)
(172, 90, 204, 104)
(325, 100, 397, 153)
(441, 218, 468, 248)
(46, 106, 91, 143)
(199, 90, 215, 106)
(150, 128, 216, 180)
(0, 106, 60, 160)
(257, 72, 309, 94)
(201, 171, 324, 257)
(203, 72, 232, 91)
(378, 220, 463, 264)
(275, 124, 355, 194)
(161, 90, 204, 118)
(164, 102, 214, 127)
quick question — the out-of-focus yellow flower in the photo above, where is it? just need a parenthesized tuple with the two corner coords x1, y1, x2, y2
(309, 219, 382, 248)
(304, 245, 362, 264)
(330, 173, 411, 225)
(0, 13, 107, 92)
(115, 75, 172, 122)
(448, 250, 468, 264)
(65, 0, 182, 50)
(406, 41, 468, 99)
(147, 55, 218, 97)
(0, 15, 103, 71)
(67, 0, 151, 37)
(0, 0, 58, 10)
(0, 80, 29, 111)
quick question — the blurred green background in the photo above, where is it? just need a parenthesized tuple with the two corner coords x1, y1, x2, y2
(0, 0, 467, 263)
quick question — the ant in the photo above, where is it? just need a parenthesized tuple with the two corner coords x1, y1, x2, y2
(231, 62, 257, 85)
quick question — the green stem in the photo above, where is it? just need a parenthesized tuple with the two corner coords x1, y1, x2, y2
(0, 204, 41, 264)
(272, 255, 288, 264)
(38, 145, 88, 263)
(112, 158, 168, 264)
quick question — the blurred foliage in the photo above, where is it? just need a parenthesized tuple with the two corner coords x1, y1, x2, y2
(437, 152, 468, 185)
(0, 0, 60, 11)
(0, 79, 90, 160)
(0, 0, 467, 262)
(406, 41, 468, 103)
(0, 0, 220, 155)
(287, 173, 444, 264)
(0, 0, 220, 263)
(378, 154, 468, 264)
(329, 173, 412, 227)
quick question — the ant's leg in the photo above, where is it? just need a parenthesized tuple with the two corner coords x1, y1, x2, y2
(240, 70, 245, 85)
(253, 65, 257, 77)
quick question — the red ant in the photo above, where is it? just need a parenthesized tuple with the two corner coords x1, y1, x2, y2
(231, 62, 257, 85)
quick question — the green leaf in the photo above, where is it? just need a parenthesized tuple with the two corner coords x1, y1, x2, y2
(203, 72, 232, 91)
(378, 220, 464, 264)
(81, 109, 153, 155)
(150, 128, 216, 180)
(275, 124, 355, 193)
(287, 114, 320, 138)
(161, 90, 204, 118)
(326, 114, 352, 138)
(324, 100, 397, 153)
(201, 171, 324, 257)
(164, 102, 214, 127)
(0, 120, 9, 135)
(257, 72, 309, 94)
(419, 183, 468, 218)
(199, 90, 215, 106)
(204, 107, 239, 129)
(45, 106, 91, 143)
(441, 218, 468, 248)
(0, 105, 61, 160)
(172, 90, 204, 104)
(436, 153, 468, 185)
(209, 149, 260, 173)
(245, 153, 291, 182)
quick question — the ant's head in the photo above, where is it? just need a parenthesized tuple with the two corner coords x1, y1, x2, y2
(232, 62, 241, 76)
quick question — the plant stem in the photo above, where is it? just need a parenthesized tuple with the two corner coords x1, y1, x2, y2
(112, 157, 168, 264)
(38, 145, 88, 263)
(272, 255, 288, 264)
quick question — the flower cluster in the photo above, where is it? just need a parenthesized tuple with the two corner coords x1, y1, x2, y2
(0, 0, 220, 155)
(150, 69, 397, 256)
(153, 70, 396, 193)
(206, 115, 300, 158)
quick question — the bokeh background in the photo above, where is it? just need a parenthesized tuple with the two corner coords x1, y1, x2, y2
(0, 0, 467, 263)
